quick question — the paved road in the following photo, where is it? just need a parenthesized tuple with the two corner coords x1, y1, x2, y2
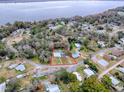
(98, 59, 124, 79)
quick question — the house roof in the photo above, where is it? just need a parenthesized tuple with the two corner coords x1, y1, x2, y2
(98, 59, 109, 67)
(0, 82, 6, 92)
(45, 82, 60, 92)
(111, 48, 124, 57)
(110, 76, 120, 86)
(72, 51, 80, 58)
(73, 72, 82, 81)
(15, 64, 25, 71)
(84, 68, 95, 77)
(117, 67, 124, 73)
(53, 50, 64, 57)
(8, 64, 18, 69)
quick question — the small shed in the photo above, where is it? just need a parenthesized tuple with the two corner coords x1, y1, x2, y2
(16, 74, 25, 79)
(84, 68, 95, 77)
(15, 64, 25, 71)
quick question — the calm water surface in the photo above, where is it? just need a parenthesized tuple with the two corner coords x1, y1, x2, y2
(0, 1, 124, 24)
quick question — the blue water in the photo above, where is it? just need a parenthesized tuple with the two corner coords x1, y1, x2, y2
(0, 1, 124, 24)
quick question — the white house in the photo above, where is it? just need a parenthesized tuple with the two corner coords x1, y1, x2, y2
(0, 82, 6, 92)
(73, 72, 82, 81)
(116, 67, 124, 73)
(98, 59, 109, 67)
(98, 41, 105, 48)
(8, 64, 18, 69)
(110, 76, 120, 86)
(15, 64, 26, 71)
(45, 81, 60, 92)
(84, 68, 95, 77)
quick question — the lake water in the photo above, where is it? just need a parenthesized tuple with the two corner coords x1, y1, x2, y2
(0, 1, 124, 24)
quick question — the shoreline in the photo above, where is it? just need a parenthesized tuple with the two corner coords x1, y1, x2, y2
(0, 0, 123, 3)
(0, 0, 74, 3)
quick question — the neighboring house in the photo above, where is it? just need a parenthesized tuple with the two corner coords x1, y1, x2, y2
(8, 64, 18, 69)
(98, 41, 105, 48)
(119, 38, 124, 45)
(111, 48, 124, 57)
(73, 72, 82, 81)
(110, 76, 120, 86)
(109, 76, 123, 91)
(45, 81, 60, 92)
(96, 30, 106, 34)
(15, 64, 26, 71)
(72, 51, 80, 59)
(116, 67, 124, 74)
(98, 59, 109, 67)
(103, 54, 117, 61)
(0, 82, 6, 92)
(103, 54, 112, 61)
(84, 68, 95, 78)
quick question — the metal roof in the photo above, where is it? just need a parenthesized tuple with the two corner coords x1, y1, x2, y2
(15, 64, 25, 71)
(110, 76, 120, 86)
(98, 59, 109, 67)
(84, 68, 95, 77)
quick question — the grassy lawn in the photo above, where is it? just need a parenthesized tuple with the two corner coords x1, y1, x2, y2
(15, 69, 25, 75)
(31, 56, 41, 64)
(57, 58, 61, 64)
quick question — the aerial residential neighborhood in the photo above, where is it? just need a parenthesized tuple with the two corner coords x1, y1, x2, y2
(0, 1, 124, 92)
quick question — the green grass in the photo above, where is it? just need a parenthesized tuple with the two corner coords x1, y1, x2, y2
(15, 70, 24, 74)
(57, 58, 61, 64)
(32, 56, 40, 62)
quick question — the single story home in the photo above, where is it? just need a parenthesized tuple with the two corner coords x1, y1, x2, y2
(110, 76, 120, 86)
(84, 68, 95, 78)
(45, 81, 60, 92)
(72, 51, 80, 59)
(116, 67, 124, 73)
(73, 72, 82, 81)
(8, 64, 18, 69)
(98, 41, 105, 48)
(111, 48, 124, 57)
(98, 59, 109, 67)
(15, 64, 26, 72)
(53, 50, 64, 58)
(0, 82, 6, 92)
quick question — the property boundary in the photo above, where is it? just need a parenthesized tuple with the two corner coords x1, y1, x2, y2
(50, 44, 78, 66)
